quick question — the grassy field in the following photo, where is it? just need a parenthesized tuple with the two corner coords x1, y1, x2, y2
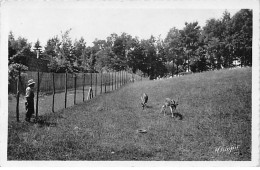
(8, 83, 120, 121)
(7, 67, 251, 161)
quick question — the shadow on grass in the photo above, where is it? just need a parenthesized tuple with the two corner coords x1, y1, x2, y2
(173, 112, 183, 120)
(140, 105, 153, 110)
(145, 105, 153, 109)
(32, 115, 57, 128)
(158, 111, 183, 120)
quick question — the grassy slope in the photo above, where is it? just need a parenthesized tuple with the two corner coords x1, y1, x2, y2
(7, 67, 251, 161)
(8, 83, 114, 120)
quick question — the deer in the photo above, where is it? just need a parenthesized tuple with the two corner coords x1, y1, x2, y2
(160, 98, 179, 117)
(141, 93, 148, 110)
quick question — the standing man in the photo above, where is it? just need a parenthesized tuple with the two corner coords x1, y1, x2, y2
(25, 79, 35, 122)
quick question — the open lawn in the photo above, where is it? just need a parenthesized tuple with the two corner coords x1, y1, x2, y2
(7, 67, 251, 161)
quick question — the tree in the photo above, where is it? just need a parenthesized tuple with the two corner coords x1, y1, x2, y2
(111, 33, 133, 71)
(180, 22, 201, 72)
(74, 37, 88, 72)
(138, 36, 166, 79)
(44, 36, 60, 72)
(95, 47, 115, 72)
(221, 11, 234, 68)
(229, 9, 252, 66)
(8, 9, 252, 78)
(8, 32, 31, 84)
(92, 38, 111, 72)
(46, 29, 78, 73)
(202, 17, 228, 69)
(164, 27, 184, 75)
(8, 33, 34, 66)
(127, 37, 147, 74)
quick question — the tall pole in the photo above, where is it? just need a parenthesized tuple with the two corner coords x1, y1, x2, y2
(34, 46, 41, 121)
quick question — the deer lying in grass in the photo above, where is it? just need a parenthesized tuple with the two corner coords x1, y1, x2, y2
(141, 93, 148, 110)
(161, 98, 179, 117)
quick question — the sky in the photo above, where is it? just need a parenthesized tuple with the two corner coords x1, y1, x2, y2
(3, 0, 242, 47)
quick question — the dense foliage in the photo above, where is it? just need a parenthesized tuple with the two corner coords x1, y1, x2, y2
(8, 9, 252, 79)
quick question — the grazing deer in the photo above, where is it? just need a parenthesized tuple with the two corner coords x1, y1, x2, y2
(161, 98, 179, 117)
(141, 93, 148, 110)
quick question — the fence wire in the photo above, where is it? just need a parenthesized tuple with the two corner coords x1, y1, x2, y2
(9, 71, 142, 122)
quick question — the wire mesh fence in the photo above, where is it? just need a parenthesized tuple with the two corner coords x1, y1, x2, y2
(9, 71, 142, 122)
